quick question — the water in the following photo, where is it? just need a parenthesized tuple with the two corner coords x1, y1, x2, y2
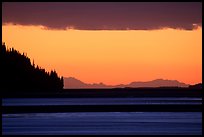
(2, 98, 202, 135)
(2, 112, 202, 135)
(2, 97, 202, 106)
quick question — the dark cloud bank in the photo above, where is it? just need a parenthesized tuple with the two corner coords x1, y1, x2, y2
(2, 2, 202, 30)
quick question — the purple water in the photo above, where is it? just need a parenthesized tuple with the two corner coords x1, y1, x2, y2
(2, 112, 202, 135)
(2, 97, 202, 106)
(2, 98, 202, 135)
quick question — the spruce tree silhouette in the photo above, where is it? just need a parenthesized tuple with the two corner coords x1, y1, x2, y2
(0, 43, 63, 93)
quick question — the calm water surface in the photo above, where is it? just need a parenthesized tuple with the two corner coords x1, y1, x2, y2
(2, 112, 202, 135)
(2, 98, 202, 135)
(2, 97, 202, 106)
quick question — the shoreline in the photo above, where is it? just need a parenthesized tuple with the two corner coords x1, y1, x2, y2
(1, 88, 202, 98)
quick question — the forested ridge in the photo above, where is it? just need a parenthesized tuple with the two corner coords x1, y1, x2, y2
(0, 43, 63, 91)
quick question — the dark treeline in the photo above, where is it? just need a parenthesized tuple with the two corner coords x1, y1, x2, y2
(0, 43, 63, 92)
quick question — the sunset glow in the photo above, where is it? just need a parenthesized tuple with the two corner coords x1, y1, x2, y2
(2, 24, 202, 85)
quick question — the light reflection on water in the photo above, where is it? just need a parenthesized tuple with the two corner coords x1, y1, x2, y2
(2, 98, 202, 135)
(2, 112, 202, 135)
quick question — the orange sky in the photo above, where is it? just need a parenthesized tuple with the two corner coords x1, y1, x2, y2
(2, 24, 202, 85)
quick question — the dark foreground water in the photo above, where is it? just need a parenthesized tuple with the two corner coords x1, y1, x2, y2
(2, 97, 202, 106)
(2, 112, 202, 135)
(2, 98, 202, 135)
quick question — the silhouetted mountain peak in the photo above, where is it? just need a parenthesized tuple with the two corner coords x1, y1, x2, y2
(129, 79, 188, 88)
(64, 77, 87, 88)
(64, 77, 189, 89)
(64, 77, 112, 89)
(67, 77, 83, 82)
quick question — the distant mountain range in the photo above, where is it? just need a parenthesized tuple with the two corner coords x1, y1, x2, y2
(64, 77, 189, 89)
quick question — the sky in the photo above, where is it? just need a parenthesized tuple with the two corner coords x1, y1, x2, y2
(2, 2, 202, 85)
